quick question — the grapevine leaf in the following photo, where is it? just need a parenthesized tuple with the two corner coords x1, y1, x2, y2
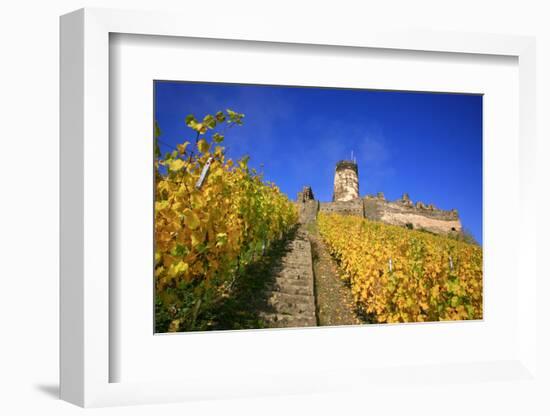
(197, 139, 210, 153)
(169, 159, 185, 172)
(183, 208, 201, 230)
(178, 141, 190, 155)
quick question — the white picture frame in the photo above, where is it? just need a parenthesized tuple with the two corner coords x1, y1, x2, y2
(60, 7, 538, 408)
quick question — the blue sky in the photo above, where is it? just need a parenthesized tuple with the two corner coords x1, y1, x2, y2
(154, 81, 483, 244)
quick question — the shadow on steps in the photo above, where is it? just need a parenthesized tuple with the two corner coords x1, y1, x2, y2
(209, 225, 316, 330)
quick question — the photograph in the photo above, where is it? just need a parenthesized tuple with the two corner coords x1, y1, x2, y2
(2, 0, 544, 413)
(153, 81, 483, 333)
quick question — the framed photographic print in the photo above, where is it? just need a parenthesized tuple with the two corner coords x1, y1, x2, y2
(152, 81, 482, 333)
(60, 7, 539, 408)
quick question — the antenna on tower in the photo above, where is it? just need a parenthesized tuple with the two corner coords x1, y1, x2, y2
(351, 150, 354, 162)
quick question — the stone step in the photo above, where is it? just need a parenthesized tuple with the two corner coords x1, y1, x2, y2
(279, 259, 311, 265)
(287, 245, 309, 251)
(272, 273, 311, 283)
(268, 281, 313, 297)
(267, 291, 314, 303)
(281, 250, 308, 254)
(260, 313, 317, 328)
(275, 266, 311, 273)
(279, 253, 310, 259)
(288, 243, 309, 249)
(260, 225, 317, 328)
(272, 265, 312, 274)
(281, 251, 309, 257)
(266, 301, 316, 316)
(266, 296, 316, 315)
(272, 275, 313, 288)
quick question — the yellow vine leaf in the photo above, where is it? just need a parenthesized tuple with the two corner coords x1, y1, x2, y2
(178, 141, 190, 155)
(155, 111, 299, 332)
(169, 159, 185, 172)
(197, 139, 210, 153)
(317, 213, 482, 323)
(183, 208, 201, 230)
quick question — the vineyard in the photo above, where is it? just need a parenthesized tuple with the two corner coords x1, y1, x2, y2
(154, 108, 483, 332)
(318, 213, 483, 323)
(154, 110, 298, 332)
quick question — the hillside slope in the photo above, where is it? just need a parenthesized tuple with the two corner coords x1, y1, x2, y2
(318, 213, 483, 323)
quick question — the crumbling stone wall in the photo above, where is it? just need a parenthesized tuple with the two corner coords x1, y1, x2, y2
(363, 193, 461, 234)
(298, 192, 461, 235)
(319, 200, 364, 217)
(297, 200, 319, 224)
(297, 186, 315, 203)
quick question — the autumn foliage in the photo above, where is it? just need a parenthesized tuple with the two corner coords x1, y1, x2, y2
(155, 110, 297, 332)
(318, 213, 482, 323)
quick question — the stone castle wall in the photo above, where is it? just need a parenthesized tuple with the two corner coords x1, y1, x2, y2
(298, 200, 320, 224)
(297, 189, 461, 235)
(319, 200, 364, 217)
(363, 195, 461, 234)
(296, 162, 461, 235)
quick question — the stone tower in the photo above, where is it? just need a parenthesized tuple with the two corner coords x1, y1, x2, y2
(333, 160, 359, 201)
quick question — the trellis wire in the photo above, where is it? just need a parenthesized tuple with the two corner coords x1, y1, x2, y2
(389, 256, 455, 272)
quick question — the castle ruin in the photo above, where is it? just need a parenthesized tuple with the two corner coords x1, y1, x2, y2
(297, 160, 462, 235)
(333, 161, 359, 201)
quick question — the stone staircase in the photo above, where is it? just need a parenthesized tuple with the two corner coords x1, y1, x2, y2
(260, 226, 317, 328)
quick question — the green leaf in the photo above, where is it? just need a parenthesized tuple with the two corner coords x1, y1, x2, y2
(451, 296, 459, 307)
(171, 244, 189, 257)
(239, 155, 250, 169)
(154, 121, 162, 139)
(154, 121, 161, 159)
(203, 114, 216, 129)
(226, 109, 245, 126)
(185, 114, 208, 134)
